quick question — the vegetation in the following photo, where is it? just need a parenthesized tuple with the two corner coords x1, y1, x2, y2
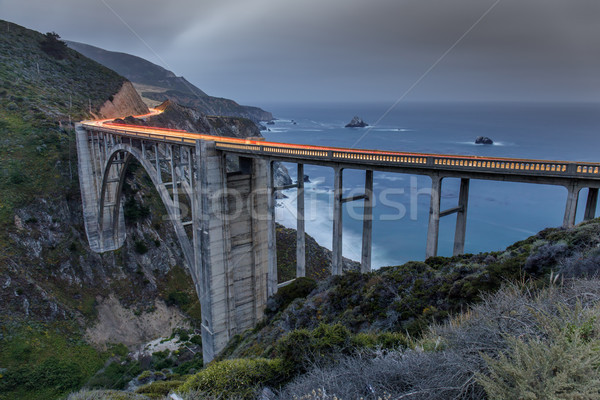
(0, 20, 125, 224)
(179, 358, 285, 399)
(278, 280, 600, 399)
(0, 323, 108, 400)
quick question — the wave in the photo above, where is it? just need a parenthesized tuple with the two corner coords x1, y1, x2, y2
(276, 186, 396, 269)
(373, 128, 415, 132)
(457, 141, 512, 147)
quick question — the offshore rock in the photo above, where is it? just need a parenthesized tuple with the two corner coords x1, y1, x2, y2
(345, 116, 368, 128)
(475, 136, 494, 145)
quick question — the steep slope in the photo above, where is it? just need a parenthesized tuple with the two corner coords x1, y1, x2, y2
(65, 218, 600, 399)
(0, 20, 345, 400)
(65, 40, 273, 123)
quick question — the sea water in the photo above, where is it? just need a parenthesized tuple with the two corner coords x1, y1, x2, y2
(259, 102, 600, 267)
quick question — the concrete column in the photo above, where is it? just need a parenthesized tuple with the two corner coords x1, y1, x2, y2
(453, 178, 470, 256)
(193, 139, 231, 363)
(154, 143, 162, 183)
(296, 164, 306, 278)
(563, 183, 580, 228)
(332, 166, 343, 275)
(361, 170, 373, 273)
(169, 145, 180, 221)
(426, 175, 442, 259)
(266, 160, 278, 296)
(584, 188, 598, 221)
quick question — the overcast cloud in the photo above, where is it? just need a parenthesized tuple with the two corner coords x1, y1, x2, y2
(1, 0, 599, 104)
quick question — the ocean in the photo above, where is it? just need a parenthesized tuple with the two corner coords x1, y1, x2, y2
(259, 102, 600, 268)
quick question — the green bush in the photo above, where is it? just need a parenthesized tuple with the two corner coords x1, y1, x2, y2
(351, 331, 409, 350)
(135, 380, 184, 398)
(178, 358, 284, 399)
(133, 240, 148, 255)
(267, 277, 317, 316)
(276, 323, 353, 373)
(167, 291, 191, 308)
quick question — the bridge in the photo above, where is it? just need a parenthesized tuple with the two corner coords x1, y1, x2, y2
(76, 111, 600, 362)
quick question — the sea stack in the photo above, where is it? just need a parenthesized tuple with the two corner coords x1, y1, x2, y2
(345, 116, 369, 128)
(475, 136, 494, 145)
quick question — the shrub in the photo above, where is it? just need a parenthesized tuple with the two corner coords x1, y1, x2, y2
(167, 291, 191, 308)
(134, 240, 148, 254)
(267, 277, 317, 316)
(135, 380, 184, 398)
(178, 358, 285, 399)
(478, 311, 600, 399)
(67, 390, 148, 400)
(276, 323, 352, 373)
(351, 331, 409, 350)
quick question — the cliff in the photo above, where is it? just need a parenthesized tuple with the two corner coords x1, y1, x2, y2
(97, 81, 148, 119)
(65, 40, 273, 123)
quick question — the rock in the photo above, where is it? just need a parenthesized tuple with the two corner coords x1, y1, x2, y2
(266, 121, 275, 125)
(259, 124, 267, 131)
(475, 136, 494, 145)
(303, 175, 310, 183)
(345, 116, 368, 128)
(14, 215, 24, 231)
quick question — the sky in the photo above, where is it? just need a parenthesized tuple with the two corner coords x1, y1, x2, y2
(1, 0, 600, 105)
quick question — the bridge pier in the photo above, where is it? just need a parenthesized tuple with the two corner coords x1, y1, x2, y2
(426, 176, 471, 259)
(332, 166, 344, 275)
(193, 142, 270, 362)
(361, 170, 374, 273)
(453, 178, 470, 256)
(584, 188, 598, 221)
(267, 160, 278, 296)
(426, 175, 442, 259)
(297, 164, 306, 277)
(563, 183, 580, 228)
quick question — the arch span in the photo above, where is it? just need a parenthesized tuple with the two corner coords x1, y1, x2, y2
(97, 143, 195, 269)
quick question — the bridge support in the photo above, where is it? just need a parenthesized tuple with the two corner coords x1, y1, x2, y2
(297, 164, 306, 277)
(426, 175, 442, 259)
(193, 142, 270, 362)
(267, 160, 278, 296)
(361, 170, 374, 272)
(563, 183, 580, 228)
(584, 188, 598, 221)
(426, 176, 470, 259)
(453, 178, 470, 256)
(332, 166, 344, 275)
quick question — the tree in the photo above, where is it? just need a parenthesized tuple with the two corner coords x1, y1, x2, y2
(40, 32, 68, 59)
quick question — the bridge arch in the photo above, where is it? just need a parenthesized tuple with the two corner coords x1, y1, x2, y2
(97, 143, 196, 274)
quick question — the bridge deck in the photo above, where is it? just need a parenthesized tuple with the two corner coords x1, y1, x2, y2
(81, 120, 600, 186)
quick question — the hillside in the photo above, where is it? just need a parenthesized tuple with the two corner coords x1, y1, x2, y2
(0, 21, 345, 400)
(64, 218, 600, 399)
(65, 41, 273, 123)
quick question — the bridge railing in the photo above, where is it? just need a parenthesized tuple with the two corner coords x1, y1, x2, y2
(82, 123, 600, 180)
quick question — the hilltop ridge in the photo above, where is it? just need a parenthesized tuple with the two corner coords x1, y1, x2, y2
(66, 40, 273, 123)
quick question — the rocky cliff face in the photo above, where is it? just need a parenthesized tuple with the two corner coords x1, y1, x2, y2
(66, 40, 273, 123)
(97, 81, 148, 119)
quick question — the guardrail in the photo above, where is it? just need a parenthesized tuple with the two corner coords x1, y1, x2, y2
(82, 122, 600, 180)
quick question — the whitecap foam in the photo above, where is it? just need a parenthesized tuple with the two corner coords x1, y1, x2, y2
(275, 186, 396, 268)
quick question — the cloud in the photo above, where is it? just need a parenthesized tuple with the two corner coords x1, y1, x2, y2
(1, 0, 599, 102)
